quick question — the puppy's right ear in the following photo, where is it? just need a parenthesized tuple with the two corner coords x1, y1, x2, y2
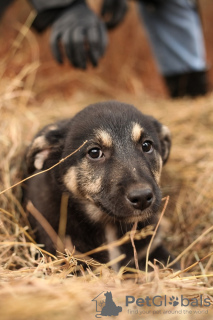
(26, 120, 69, 174)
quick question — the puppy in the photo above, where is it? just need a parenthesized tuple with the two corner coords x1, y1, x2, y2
(24, 101, 175, 270)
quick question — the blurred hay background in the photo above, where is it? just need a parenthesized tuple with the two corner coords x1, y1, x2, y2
(0, 1, 213, 319)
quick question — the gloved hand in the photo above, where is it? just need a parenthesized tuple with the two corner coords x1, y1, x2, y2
(50, 2, 108, 69)
(101, 0, 128, 29)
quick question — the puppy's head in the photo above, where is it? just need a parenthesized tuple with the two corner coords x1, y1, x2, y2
(26, 101, 171, 224)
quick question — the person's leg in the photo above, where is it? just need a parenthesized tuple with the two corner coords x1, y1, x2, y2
(138, 0, 208, 98)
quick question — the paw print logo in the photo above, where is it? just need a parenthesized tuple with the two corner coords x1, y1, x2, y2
(98, 300, 105, 308)
(169, 296, 179, 307)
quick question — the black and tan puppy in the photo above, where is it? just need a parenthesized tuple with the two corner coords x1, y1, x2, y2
(24, 101, 175, 270)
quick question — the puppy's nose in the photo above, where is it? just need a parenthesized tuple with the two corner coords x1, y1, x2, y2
(126, 188, 153, 210)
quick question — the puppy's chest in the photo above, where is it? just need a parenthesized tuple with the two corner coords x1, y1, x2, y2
(103, 223, 152, 271)
(67, 217, 132, 267)
(66, 203, 154, 269)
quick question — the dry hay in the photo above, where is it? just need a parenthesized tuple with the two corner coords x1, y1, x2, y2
(0, 11, 213, 320)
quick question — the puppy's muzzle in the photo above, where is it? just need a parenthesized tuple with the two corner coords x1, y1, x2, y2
(126, 185, 154, 211)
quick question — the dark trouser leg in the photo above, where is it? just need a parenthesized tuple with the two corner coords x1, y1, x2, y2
(138, 1, 208, 99)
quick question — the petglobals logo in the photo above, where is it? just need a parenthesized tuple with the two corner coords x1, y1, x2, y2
(92, 292, 211, 318)
(126, 294, 211, 308)
(92, 291, 122, 318)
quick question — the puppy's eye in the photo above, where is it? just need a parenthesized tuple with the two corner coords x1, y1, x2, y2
(88, 148, 104, 160)
(142, 141, 153, 153)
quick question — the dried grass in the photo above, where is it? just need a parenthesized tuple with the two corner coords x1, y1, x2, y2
(0, 6, 213, 320)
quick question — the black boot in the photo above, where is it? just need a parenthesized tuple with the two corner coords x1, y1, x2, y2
(164, 70, 208, 98)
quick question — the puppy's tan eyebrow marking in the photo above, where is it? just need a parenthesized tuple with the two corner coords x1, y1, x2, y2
(94, 129, 113, 147)
(131, 122, 144, 143)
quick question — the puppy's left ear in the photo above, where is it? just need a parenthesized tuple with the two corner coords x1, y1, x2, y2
(152, 119, 171, 165)
(158, 124, 171, 165)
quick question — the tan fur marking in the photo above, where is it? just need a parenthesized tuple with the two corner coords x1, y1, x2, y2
(80, 158, 89, 171)
(46, 125, 58, 131)
(79, 159, 102, 194)
(152, 154, 163, 184)
(95, 129, 113, 147)
(63, 167, 79, 195)
(131, 122, 144, 143)
(105, 224, 121, 272)
(84, 176, 102, 194)
(84, 202, 105, 222)
(32, 136, 48, 150)
(31, 125, 59, 152)
(27, 136, 49, 169)
(123, 211, 152, 224)
(34, 149, 49, 170)
(160, 125, 171, 162)
(160, 125, 171, 139)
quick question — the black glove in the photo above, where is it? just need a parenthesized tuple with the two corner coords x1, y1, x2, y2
(101, 0, 128, 30)
(50, 2, 108, 69)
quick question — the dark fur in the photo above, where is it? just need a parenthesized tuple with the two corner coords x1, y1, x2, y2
(23, 101, 177, 269)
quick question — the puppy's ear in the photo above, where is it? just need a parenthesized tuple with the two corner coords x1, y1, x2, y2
(151, 118, 171, 165)
(26, 120, 69, 174)
(158, 124, 171, 165)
